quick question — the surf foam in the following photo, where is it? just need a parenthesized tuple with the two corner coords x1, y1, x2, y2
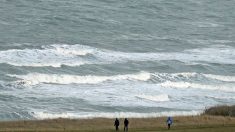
(0, 44, 93, 67)
(203, 74, 235, 82)
(152, 72, 235, 83)
(31, 111, 201, 119)
(151, 72, 198, 82)
(206, 95, 235, 100)
(160, 81, 235, 92)
(0, 44, 235, 67)
(9, 72, 151, 85)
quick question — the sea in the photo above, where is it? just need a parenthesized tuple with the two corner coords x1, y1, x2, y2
(0, 0, 235, 120)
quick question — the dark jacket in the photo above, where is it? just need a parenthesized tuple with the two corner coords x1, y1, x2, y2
(124, 119, 129, 126)
(114, 119, 119, 126)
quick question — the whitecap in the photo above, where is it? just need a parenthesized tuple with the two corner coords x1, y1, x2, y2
(203, 74, 235, 82)
(31, 111, 201, 119)
(0, 44, 235, 67)
(8, 72, 151, 85)
(160, 81, 235, 92)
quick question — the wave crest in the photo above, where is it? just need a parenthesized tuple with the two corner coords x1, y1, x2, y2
(0, 44, 235, 67)
(160, 81, 235, 92)
(203, 74, 235, 82)
(31, 111, 201, 119)
(0, 44, 93, 67)
(9, 72, 151, 85)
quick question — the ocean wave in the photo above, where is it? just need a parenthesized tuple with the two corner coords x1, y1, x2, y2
(151, 72, 198, 82)
(0, 44, 93, 67)
(160, 81, 235, 92)
(152, 72, 235, 83)
(135, 94, 170, 102)
(206, 95, 235, 100)
(8, 72, 151, 85)
(8, 71, 235, 87)
(0, 44, 235, 67)
(95, 45, 235, 65)
(31, 111, 201, 119)
(45, 44, 94, 56)
(203, 74, 235, 82)
(190, 22, 221, 28)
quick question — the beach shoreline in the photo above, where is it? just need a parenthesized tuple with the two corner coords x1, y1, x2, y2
(0, 115, 235, 132)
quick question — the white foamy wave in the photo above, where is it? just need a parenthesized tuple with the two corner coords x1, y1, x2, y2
(136, 94, 170, 102)
(182, 45, 235, 64)
(1, 44, 235, 67)
(206, 95, 235, 100)
(203, 74, 235, 82)
(172, 72, 198, 77)
(9, 72, 151, 85)
(80, 45, 235, 65)
(152, 72, 235, 83)
(31, 111, 201, 119)
(151, 72, 198, 82)
(160, 81, 235, 92)
(0, 44, 93, 67)
(48, 44, 94, 56)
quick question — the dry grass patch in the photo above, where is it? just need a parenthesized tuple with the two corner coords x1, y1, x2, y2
(204, 105, 235, 117)
(0, 116, 234, 131)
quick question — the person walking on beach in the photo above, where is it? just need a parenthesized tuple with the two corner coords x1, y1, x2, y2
(166, 117, 173, 130)
(114, 118, 120, 131)
(124, 118, 129, 132)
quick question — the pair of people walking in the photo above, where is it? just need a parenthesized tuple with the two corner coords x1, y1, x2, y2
(114, 117, 172, 131)
(114, 118, 129, 131)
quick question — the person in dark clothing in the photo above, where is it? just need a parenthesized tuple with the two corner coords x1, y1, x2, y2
(114, 118, 119, 131)
(124, 118, 129, 132)
(166, 117, 173, 130)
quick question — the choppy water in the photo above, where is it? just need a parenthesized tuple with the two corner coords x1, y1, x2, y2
(0, 0, 235, 120)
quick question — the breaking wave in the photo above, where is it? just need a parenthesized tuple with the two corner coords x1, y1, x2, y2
(31, 111, 201, 119)
(203, 74, 235, 82)
(152, 72, 235, 83)
(160, 81, 235, 92)
(0, 44, 235, 67)
(206, 95, 235, 100)
(8, 71, 235, 88)
(0, 44, 94, 67)
(151, 72, 198, 82)
(9, 72, 151, 85)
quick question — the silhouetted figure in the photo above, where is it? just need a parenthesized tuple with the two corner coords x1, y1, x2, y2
(166, 117, 173, 130)
(124, 118, 129, 132)
(114, 118, 119, 131)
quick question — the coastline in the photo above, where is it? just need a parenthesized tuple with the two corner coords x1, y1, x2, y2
(0, 115, 235, 132)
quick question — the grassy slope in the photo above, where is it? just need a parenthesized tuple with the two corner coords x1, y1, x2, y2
(0, 116, 235, 132)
